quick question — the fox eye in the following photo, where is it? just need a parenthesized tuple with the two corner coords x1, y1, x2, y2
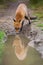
(13, 19, 16, 22)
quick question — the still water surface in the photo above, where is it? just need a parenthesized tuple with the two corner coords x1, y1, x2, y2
(2, 34, 43, 65)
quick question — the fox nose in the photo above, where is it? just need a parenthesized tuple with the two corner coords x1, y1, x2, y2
(15, 27, 20, 30)
(15, 27, 20, 33)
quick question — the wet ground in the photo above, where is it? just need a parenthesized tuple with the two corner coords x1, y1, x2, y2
(1, 35, 43, 65)
(0, 2, 43, 65)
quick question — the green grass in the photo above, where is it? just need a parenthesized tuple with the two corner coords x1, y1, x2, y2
(0, 0, 16, 9)
(9, 0, 16, 2)
(0, 4, 5, 8)
(37, 24, 43, 31)
(0, 31, 6, 42)
(0, 4, 8, 9)
(37, 24, 43, 27)
(33, 12, 43, 20)
(0, 42, 5, 64)
(0, 31, 5, 64)
(28, 1, 43, 23)
(30, 11, 43, 23)
(29, 0, 43, 9)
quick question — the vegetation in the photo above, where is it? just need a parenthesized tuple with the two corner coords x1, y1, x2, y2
(0, 0, 16, 8)
(0, 0, 43, 9)
(30, 0, 43, 4)
(0, 31, 5, 64)
(29, 0, 43, 9)
(0, 42, 5, 65)
(37, 24, 43, 31)
(37, 24, 43, 27)
(0, 0, 16, 4)
(0, 31, 6, 42)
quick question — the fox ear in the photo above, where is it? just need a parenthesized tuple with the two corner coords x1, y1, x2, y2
(13, 19, 16, 22)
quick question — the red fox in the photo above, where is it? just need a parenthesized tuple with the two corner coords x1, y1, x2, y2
(13, 3, 31, 32)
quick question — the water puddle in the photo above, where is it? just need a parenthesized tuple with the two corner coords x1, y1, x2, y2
(1, 34, 43, 65)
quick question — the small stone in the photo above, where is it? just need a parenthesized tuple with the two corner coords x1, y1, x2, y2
(28, 40, 35, 48)
(34, 39, 41, 44)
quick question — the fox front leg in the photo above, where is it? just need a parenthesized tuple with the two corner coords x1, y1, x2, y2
(25, 16, 31, 24)
(20, 20, 24, 31)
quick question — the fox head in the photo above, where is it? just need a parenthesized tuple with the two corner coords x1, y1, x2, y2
(13, 19, 22, 32)
(13, 12, 23, 32)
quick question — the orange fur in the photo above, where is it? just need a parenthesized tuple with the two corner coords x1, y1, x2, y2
(15, 12, 23, 22)
(13, 3, 28, 32)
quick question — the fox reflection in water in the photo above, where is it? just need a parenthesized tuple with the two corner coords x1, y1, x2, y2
(12, 35, 28, 60)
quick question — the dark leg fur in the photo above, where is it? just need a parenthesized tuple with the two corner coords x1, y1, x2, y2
(25, 16, 31, 24)
(20, 20, 24, 31)
(25, 16, 29, 20)
(29, 20, 31, 24)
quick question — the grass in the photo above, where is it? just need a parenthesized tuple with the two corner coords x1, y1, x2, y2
(31, 7, 43, 23)
(9, 0, 16, 2)
(0, 42, 5, 65)
(37, 23, 43, 31)
(0, 3, 9, 9)
(0, 31, 6, 42)
(29, 1, 43, 22)
(29, 0, 43, 21)
(0, 31, 5, 64)
(33, 12, 43, 20)
(29, 0, 43, 9)
(37, 24, 43, 27)
(0, 0, 16, 9)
